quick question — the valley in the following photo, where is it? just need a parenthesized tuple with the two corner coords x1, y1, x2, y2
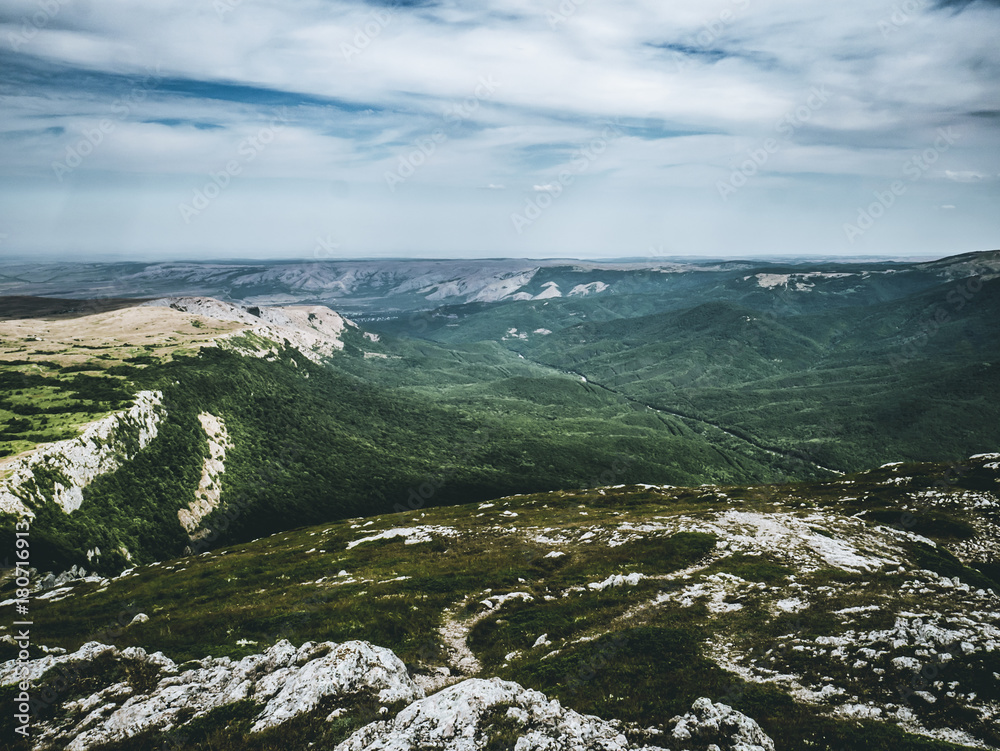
(0, 250, 998, 750)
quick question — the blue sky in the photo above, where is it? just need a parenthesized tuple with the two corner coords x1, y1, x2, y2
(0, 0, 998, 260)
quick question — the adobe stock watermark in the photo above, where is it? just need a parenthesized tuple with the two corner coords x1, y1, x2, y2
(51, 66, 166, 182)
(298, 233, 341, 288)
(7, 0, 69, 52)
(341, 7, 394, 61)
(213, 0, 256, 20)
(895, 639, 964, 707)
(178, 108, 290, 223)
(563, 633, 628, 695)
(187, 438, 300, 556)
(717, 86, 829, 200)
(312, 234, 340, 260)
(843, 126, 958, 243)
(547, 0, 589, 28)
(886, 274, 982, 370)
(665, 0, 751, 74)
(393, 430, 493, 514)
(510, 118, 624, 234)
(587, 453, 633, 489)
(878, 0, 927, 38)
(384, 75, 500, 192)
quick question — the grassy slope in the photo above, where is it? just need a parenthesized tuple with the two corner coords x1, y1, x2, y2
(491, 277, 1000, 472)
(7, 458, 998, 751)
(0, 303, 240, 462)
(3, 335, 814, 573)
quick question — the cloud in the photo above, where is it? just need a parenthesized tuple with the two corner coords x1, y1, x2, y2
(944, 170, 990, 181)
(0, 0, 998, 258)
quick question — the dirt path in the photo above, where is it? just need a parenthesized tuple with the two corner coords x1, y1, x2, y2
(412, 595, 491, 694)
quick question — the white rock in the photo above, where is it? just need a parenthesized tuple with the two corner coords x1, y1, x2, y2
(250, 641, 422, 732)
(588, 573, 645, 591)
(2, 639, 421, 751)
(347, 526, 459, 550)
(335, 677, 670, 751)
(532, 634, 552, 649)
(0, 391, 164, 516)
(143, 298, 353, 363)
(670, 697, 775, 751)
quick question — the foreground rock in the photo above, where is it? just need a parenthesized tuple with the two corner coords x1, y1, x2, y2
(335, 676, 773, 751)
(670, 698, 775, 751)
(2, 639, 775, 751)
(1, 639, 421, 751)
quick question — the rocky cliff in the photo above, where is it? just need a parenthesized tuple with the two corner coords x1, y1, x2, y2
(0, 391, 164, 518)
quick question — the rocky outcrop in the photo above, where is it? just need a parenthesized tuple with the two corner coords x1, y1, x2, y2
(0, 390, 164, 517)
(336, 676, 775, 751)
(335, 676, 666, 751)
(1, 639, 421, 751)
(141, 297, 354, 363)
(669, 697, 775, 751)
(177, 412, 231, 536)
(1, 639, 776, 751)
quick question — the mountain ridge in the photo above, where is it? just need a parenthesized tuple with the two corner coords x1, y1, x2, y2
(3, 250, 997, 313)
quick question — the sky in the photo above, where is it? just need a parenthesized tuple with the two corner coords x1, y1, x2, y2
(0, 0, 998, 261)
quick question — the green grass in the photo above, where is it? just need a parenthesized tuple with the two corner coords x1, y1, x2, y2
(9, 473, 994, 751)
(860, 508, 976, 540)
(0, 366, 134, 459)
(2, 342, 809, 573)
(704, 553, 793, 583)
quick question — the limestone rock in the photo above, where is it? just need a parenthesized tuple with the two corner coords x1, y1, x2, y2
(670, 697, 775, 751)
(336, 676, 669, 751)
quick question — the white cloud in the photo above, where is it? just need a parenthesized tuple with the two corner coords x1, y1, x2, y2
(0, 0, 998, 258)
(944, 170, 990, 182)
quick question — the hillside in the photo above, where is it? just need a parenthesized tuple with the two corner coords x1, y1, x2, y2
(2, 252, 998, 570)
(2, 455, 998, 750)
(504, 278, 1000, 471)
(1, 297, 809, 574)
(0, 252, 997, 751)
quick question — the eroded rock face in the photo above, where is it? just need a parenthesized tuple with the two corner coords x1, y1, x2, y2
(1, 639, 422, 751)
(178, 412, 232, 537)
(0, 390, 164, 517)
(142, 297, 354, 363)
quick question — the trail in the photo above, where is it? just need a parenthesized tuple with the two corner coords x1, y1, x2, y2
(412, 595, 491, 694)
(438, 599, 484, 677)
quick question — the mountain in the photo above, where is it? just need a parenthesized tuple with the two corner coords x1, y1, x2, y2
(3, 455, 998, 750)
(2, 251, 998, 569)
(0, 250, 997, 751)
(2, 251, 997, 314)
(2, 295, 808, 575)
